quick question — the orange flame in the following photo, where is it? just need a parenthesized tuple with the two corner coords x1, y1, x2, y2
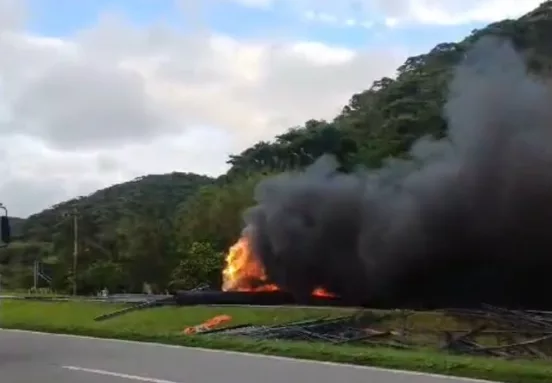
(222, 236, 334, 297)
(183, 314, 232, 335)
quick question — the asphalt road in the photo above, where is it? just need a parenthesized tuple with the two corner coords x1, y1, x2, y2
(0, 329, 496, 383)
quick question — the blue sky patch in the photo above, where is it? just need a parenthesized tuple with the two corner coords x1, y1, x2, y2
(25, 0, 486, 57)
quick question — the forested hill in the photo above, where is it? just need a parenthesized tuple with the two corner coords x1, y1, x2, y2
(223, 1, 552, 176)
(1, 173, 214, 292)
(4, 1, 552, 294)
(21, 172, 214, 241)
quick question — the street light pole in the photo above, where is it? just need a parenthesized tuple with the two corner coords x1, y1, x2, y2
(72, 207, 78, 296)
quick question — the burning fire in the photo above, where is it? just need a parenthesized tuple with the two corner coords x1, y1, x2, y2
(222, 236, 334, 297)
(183, 314, 232, 335)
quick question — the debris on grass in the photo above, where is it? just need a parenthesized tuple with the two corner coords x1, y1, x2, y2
(194, 306, 552, 360)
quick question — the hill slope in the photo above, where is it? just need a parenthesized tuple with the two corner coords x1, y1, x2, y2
(0, 172, 214, 292)
(21, 172, 214, 242)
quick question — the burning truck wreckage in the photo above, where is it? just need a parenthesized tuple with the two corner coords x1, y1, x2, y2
(98, 37, 552, 359)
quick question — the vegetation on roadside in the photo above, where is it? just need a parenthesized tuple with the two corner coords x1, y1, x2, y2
(2, 300, 551, 383)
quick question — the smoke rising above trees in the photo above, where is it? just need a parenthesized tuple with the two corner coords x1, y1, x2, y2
(244, 37, 552, 308)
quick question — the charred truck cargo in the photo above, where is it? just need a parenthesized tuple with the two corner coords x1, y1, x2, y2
(206, 37, 552, 311)
(173, 290, 345, 307)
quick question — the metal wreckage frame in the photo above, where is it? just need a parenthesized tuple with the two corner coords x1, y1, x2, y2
(83, 288, 552, 361)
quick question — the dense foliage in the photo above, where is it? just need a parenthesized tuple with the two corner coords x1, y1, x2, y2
(3, 2, 552, 294)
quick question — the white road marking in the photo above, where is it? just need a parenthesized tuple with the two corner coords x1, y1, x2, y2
(1, 329, 496, 383)
(62, 365, 183, 383)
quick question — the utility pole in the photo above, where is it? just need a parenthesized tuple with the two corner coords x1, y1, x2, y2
(33, 260, 38, 290)
(72, 207, 78, 296)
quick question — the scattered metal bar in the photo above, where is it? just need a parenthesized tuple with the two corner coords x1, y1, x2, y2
(94, 296, 174, 322)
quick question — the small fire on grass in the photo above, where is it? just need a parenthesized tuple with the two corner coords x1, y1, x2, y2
(222, 236, 334, 297)
(183, 314, 232, 335)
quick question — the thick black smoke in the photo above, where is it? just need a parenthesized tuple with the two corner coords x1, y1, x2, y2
(242, 37, 552, 309)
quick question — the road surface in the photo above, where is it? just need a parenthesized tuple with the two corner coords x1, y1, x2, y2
(0, 329, 495, 383)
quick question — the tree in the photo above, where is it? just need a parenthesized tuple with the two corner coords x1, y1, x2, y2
(170, 242, 224, 290)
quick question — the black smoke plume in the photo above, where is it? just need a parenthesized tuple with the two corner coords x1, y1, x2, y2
(242, 37, 552, 309)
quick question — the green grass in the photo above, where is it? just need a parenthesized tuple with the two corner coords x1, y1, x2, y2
(1, 300, 551, 383)
(1, 300, 353, 333)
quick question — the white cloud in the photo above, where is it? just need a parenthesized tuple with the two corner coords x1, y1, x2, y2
(304, 10, 338, 25)
(257, 0, 545, 27)
(372, 0, 546, 26)
(0, 2, 404, 217)
(303, 10, 374, 29)
(231, 0, 274, 8)
(0, 0, 25, 31)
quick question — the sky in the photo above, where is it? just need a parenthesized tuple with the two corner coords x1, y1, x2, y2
(0, 0, 546, 217)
